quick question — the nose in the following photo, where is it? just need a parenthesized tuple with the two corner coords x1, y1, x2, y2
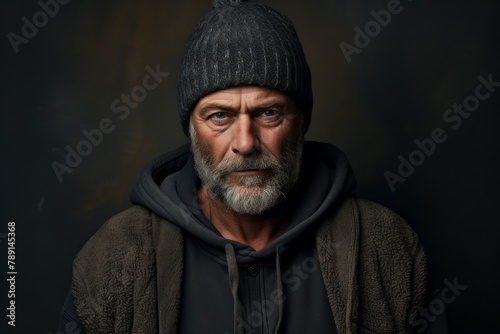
(231, 115, 259, 155)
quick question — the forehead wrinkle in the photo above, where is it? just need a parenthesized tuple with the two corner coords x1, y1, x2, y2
(200, 102, 235, 110)
(196, 87, 292, 116)
(246, 90, 292, 109)
(249, 100, 286, 111)
(197, 102, 237, 116)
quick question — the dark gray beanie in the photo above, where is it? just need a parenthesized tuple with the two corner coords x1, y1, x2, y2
(177, 0, 313, 136)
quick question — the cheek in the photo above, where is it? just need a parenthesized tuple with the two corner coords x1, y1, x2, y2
(196, 130, 232, 164)
(260, 124, 299, 158)
(197, 141, 214, 165)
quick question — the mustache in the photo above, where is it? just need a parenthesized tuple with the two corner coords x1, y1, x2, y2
(213, 154, 281, 175)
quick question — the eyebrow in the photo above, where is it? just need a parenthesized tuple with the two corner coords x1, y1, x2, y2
(197, 99, 288, 117)
(197, 103, 234, 117)
(253, 101, 287, 110)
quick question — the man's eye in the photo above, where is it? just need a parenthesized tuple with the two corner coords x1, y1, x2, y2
(211, 112, 227, 119)
(208, 112, 231, 126)
(262, 110, 277, 117)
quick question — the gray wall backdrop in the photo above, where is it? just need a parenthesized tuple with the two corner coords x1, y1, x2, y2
(1, 0, 499, 333)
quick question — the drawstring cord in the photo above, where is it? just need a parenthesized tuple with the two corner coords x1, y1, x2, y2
(274, 246, 283, 334)
(225, 244, 242, 334)
(225, 243, 285, 334)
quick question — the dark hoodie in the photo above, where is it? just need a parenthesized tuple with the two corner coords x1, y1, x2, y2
(59, 141, 356, 334)
(131, 141, 356, 333)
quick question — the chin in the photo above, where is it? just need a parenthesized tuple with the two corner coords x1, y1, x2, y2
(221, 184, 283, 215)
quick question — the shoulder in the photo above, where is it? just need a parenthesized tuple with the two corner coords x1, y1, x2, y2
(354, 197, 420, 251)
(74, 205, 153, 262)
(72, 205, 156, 280)
(91, 204, 153, 236)
(73, 205, 183, 277)
(317, 196, 424, 271)
(323, 196, 420, 253)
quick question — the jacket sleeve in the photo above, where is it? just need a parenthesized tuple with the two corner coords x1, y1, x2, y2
(407, 242, 429, 333)
(71, 205, 159, 334)
(317, 196, 429, 334)
(355, 197, 428, 334)
(57, 289, 87, 334)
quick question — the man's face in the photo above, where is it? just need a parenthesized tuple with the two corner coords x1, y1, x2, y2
(190, 86, 304, 215)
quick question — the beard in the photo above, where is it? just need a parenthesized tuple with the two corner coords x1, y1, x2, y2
(190, 123, 303, 215)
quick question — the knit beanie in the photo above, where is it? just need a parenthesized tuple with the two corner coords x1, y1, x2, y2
(177, 0, 313, 136)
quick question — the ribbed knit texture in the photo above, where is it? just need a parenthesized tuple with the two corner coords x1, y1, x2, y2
(177, 0, 313, 136)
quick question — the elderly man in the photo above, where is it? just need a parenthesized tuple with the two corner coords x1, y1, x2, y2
(59, 0, 427, 333)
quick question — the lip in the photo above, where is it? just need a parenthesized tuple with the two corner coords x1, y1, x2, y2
(231, 169, 267, 176)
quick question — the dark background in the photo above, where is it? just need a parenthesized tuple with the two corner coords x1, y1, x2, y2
(1, 0, 499, 333)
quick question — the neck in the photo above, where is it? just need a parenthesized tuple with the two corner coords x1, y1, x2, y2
(197, 186, 289, 251)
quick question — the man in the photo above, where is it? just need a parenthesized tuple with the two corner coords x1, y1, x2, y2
(59, 0, 427, 333)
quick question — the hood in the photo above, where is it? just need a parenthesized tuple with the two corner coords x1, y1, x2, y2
(131, 141, 356, 261)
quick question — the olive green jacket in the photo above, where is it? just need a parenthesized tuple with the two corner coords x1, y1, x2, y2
(72, 196, 427, 333)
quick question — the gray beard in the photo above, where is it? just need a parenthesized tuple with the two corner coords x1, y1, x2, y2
(190, 123, 303, 215)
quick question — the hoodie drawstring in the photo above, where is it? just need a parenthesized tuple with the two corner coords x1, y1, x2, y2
(274, 246, 283, 334)
(225, 244, 242, 334)
(225, 244, 285, 334)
